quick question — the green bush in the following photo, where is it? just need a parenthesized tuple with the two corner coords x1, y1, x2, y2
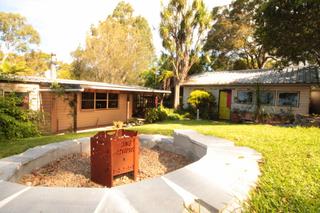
(0, 96, 39, 139)
(145, 107, 165, 123)
(187, 90, 216, 120)
(145, 106, 184, 123)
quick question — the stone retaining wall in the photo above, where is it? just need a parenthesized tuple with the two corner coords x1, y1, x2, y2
(0, 130, 262, 213)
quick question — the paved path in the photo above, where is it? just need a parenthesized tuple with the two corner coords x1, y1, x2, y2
(0, 130, 262, 213)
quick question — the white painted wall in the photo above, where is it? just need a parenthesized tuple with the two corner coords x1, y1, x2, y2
(0, 83, 40, 110)
(182, 85, 311, 115)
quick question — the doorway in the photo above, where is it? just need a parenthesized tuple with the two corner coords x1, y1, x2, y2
(219, 90, 232, 120)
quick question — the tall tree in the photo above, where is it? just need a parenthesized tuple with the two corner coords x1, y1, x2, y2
(160, 0, 211, 108)
(56, 62, 73, 79)
(205, 0, 275, 71)
(24, 51, 51, 75)
(77, 1, 154, 85)
(70, 47, 88, 80)
(256, 0, 320, 66)
(0, 12, 40, 65)
(0, 51, 51, 75)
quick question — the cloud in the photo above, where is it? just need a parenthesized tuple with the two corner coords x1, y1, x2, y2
(1, 0, 231, 62)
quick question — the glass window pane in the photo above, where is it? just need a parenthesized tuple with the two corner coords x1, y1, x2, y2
(237, 91, 253, 104)
(108, 100, 118, 108)
(108, 93, 118, 108)
(108, 93, 118, 100)
(278, 92, 299, 107)
(81, 100, 94, 109)
(260, 91, 274, 105)
(96, 101, 107, 109)
(81, 92, 94, 109)
(82, 92, 94, 100)
(96, 93, 107, 100)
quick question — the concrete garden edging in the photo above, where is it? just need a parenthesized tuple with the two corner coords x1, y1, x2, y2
(0, 130, 262, 213)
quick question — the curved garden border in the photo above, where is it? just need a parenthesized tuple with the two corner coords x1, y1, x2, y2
(0, 130, 262, 212)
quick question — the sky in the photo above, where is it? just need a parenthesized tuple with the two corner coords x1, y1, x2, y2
(0, 0, 231, 62)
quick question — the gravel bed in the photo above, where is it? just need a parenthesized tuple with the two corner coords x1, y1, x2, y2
(18, 147, 190, 187)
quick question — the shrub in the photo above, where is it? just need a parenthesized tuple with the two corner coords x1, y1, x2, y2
(0, 95, 39, 139)
(187, 90, 216, 120)
(145, 107, 165, 123)
(145, 106, 184, 123)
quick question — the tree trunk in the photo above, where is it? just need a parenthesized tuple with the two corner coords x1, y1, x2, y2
(174, 82, 180, 109)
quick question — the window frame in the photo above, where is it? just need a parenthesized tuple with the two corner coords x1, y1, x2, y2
(4, 91, 30, 108)
(236, 90, 253, 105)
(277, 91, 300, 108)
(80, 92, 119, 111)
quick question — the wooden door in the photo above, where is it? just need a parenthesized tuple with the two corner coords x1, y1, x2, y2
(219, 90, 231, 120)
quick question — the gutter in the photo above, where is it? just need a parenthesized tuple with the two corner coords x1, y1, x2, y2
(39, 88, 85, 92)
(81, 85, 171, 94)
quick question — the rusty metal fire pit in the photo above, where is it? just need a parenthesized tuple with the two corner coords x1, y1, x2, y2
(90, 129, 139, 187)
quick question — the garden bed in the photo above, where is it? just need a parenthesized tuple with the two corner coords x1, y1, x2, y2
(18, 146, 190, 187)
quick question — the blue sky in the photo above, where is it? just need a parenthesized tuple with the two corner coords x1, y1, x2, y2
(0, 0, 231, 62)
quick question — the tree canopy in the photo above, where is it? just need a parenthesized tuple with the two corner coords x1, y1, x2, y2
(74, 1, 154, 85)
(205, 0, 275, 70)
(0, 12, 40, 63)
(256, 0, 320, 66)
(160, 0, 211, 108)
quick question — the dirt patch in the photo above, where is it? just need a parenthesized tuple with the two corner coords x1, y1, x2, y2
(18, 147, 190, 187)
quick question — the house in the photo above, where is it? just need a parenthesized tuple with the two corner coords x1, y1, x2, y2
(0, 76, 170, 133)
(181, 66, 320, 120)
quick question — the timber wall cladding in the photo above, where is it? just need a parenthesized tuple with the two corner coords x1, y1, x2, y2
(40, 92, 73, 133)
(77, 93, 130, 129)
(183, 85, 311, 115)
(39, 92, 53, 133)
(54, 94, 74, 132)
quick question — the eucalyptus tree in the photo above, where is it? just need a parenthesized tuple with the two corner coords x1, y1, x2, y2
(160, 0, 211, 108)
(0, 12, 40, 65)
(205, 0, 275, 70)
(78, 1, 154, 85)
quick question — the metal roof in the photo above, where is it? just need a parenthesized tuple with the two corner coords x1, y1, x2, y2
(182, 66, 320, 86)
(0, 76, 171, 94)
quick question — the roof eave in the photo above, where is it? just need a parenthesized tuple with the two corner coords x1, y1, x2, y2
(81, 85, 171, 94)
(181, 83, 317, 87)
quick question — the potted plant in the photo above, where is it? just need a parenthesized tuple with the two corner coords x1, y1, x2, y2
(231, 108, 241, 123)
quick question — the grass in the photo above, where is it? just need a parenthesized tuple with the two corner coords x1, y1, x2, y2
(0, 131, 96, 158)
(0, 120, 319, 211)
(128, 120, 320, 212)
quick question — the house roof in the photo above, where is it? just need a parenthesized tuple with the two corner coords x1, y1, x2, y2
(182, 66, 320, 86)
(0, 76, 171, 94)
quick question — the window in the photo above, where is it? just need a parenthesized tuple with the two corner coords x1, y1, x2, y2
(4, 91, 29, 108)
(108, 93, 118, 108)
(278, 92, 299, 107)
(95, 93, 107, 109)
(259, 91, 275, 105)
(81, 92, 119, 110)
(81, 92, 94, 109)
(237, 91, 253, 104)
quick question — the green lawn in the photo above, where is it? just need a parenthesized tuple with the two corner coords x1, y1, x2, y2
(129, 120, 320, 212)
(0, 132, 96, 158)
(0, 120, 319, 212)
